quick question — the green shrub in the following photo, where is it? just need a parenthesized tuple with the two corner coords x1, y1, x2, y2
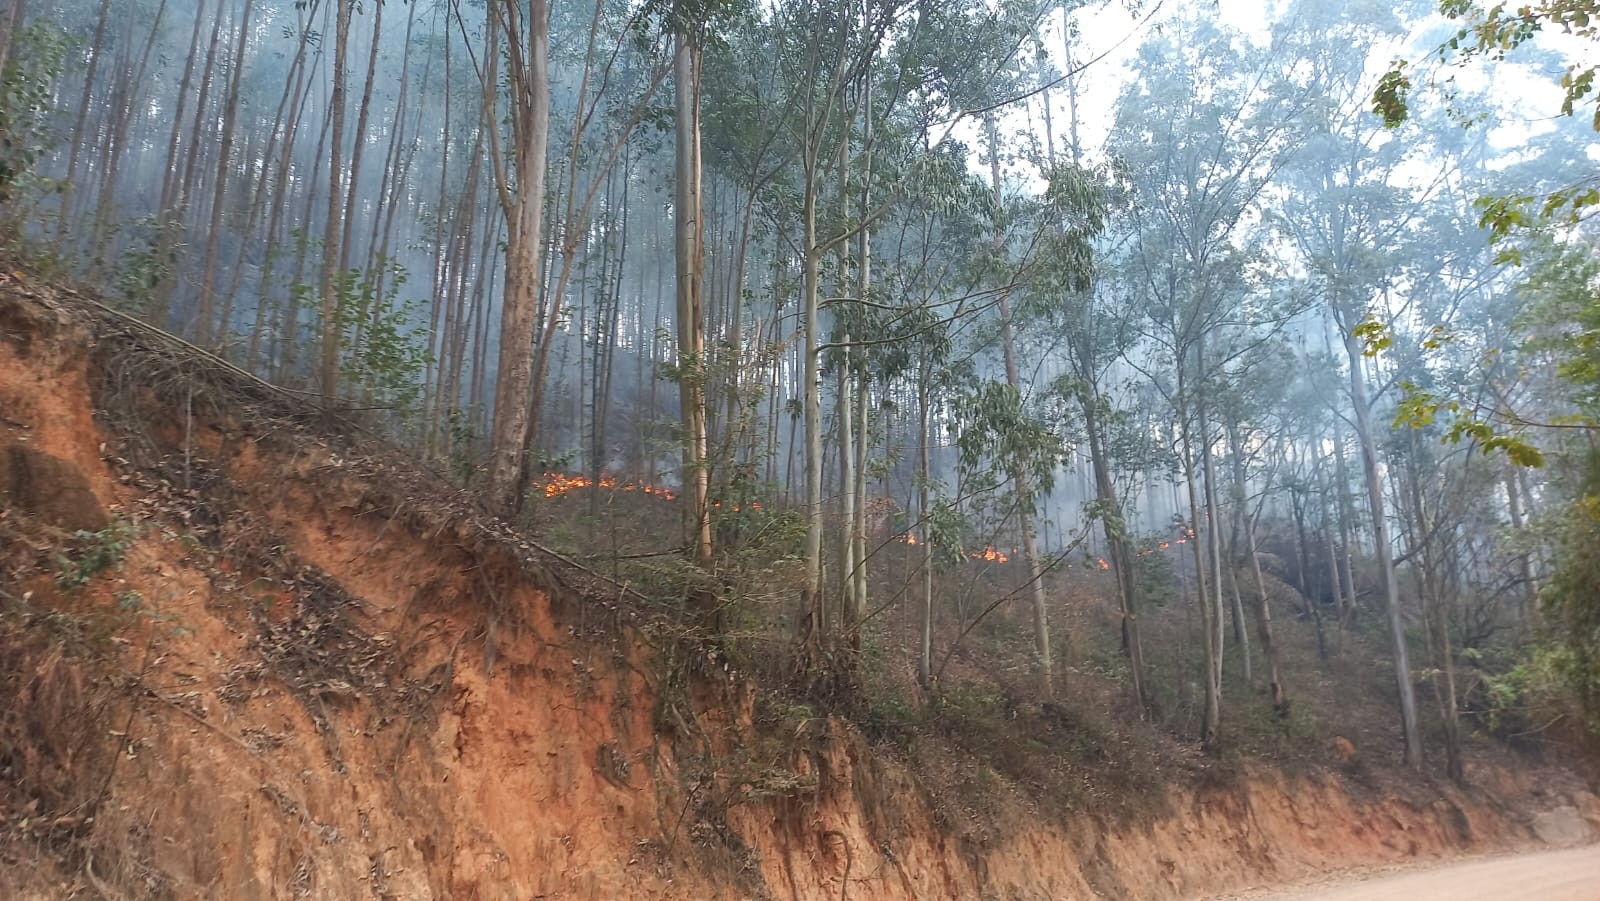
(0, 20, 69, 206)
(53, 521, 136, 591)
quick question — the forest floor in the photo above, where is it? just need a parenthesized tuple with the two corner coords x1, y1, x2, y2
(525, 437, 1597, 839)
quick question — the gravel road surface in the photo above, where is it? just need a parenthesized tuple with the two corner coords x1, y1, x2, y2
(1216, 845, 1600, 900)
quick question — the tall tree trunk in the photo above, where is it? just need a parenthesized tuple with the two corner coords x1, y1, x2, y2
(485, 0, 552, 515)
(850, 81, 873, 643)
(1085, 396, 1146, 712)
(143, 0, 213, 324)
(196, 0, 256, 347)
(1400, 443, 1463, 783)
(1505, 469, 1537, 620)
(918, 358, 934, 689)
(986, 115, 1052, 695)
(838, 354, 858, 619)
(832, 108, 858, 637)
(56, 0, 113, 248)
(0, 0, 27, 82)
(87, 35, 137, 267)
(1343, 330, 1423, 771)
(1247, 518, 1287, 711)
(800, 176, 826, 656)
(673, 32, 714, 576)
(339, 0, 384, 276)
(245, 6, 316, 370)
(1197, 381, 1242, 687)
(590, 143, 628, 518)
(1176, 365, 1220, 746)
(421, 25, 455, 458)
(1326, 330, 1360, 618)
(316, 0, 353, 400)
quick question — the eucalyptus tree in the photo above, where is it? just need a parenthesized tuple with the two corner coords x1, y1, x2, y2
(315, 0, 354, 399)
(1387, 351, 1477, 782)
(475, 0, 554, 514)
(697, 18, 795, 485)
(664, 0, 742, 575)
(1026, 8, 1151, 707)
(973, 109, 1063, 693)
(1190, 320, 1304, 707)
(1374, 114, 1597, 772)
(1375, 0, 1600, 240)
(857, 144, 987, 685)
(1216, 345, 1296, 708)
(1029, 161, 1153, 710)
(1368, 0, 1600, 727)
(1109, 13, 1303, 745)
(1272, 0, 1435, 769)
(768, 0, 1036, 666)
(52, 0, 112, 247)
(195, 0, 258, 348)
(912, 6, 1072, 692)
(466, 0, 678, 514)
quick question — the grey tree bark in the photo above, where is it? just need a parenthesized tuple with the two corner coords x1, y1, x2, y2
(1342, 329, 1423, 771)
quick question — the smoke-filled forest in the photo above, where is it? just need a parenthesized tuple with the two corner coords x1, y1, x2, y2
(3, 0, 1600, 782)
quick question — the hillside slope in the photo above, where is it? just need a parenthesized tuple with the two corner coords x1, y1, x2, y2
(1, 273, 1596, 900)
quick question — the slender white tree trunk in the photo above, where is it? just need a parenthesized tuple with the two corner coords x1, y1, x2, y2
(1344, 330, 1423, 771)
(674, 33, 713, 572)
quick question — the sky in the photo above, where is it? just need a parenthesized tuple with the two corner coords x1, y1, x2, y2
(1019, 0, 1592, 169)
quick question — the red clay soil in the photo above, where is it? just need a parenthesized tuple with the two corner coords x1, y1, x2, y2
(1, 274, 1597, 900)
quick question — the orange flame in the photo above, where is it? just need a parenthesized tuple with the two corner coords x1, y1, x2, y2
(537, 472, 678, 502)
(896, 533, 1013, 563)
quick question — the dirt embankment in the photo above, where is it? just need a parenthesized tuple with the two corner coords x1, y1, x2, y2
(1, 277, 1596, 899)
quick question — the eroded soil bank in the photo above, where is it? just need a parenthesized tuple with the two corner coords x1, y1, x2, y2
(1, 278, 1596, 899)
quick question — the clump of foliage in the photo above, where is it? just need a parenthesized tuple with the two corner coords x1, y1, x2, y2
(1542, 456, 1600, 730)
(53, 521, 136, 591)
(0, 20, 68, 207)
(1474, 643, 1576, 735)
(1515, 242, 1600, 731)
(294, 256, 434, 426)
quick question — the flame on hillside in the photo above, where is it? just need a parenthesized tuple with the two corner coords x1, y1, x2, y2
(537, 472, 677, 501)
(893, 533, 1010, 563)
(710, 500, 762, 511)
(885, 526, 1210, 567)
(535, 473, 765, 511)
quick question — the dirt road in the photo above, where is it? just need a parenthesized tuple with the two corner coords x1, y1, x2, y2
(1226, 845, 1600, 900)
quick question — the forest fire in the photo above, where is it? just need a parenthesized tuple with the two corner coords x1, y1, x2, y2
(893, 533, 1011, 563)
(974, 546, 1011, 563)
(12, 0, 1594, 889)
(534, 474, 765, 512)
(898, 531, 1193, 567)
(710, 500, 762, 511)
(536, 472, 677, 501)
